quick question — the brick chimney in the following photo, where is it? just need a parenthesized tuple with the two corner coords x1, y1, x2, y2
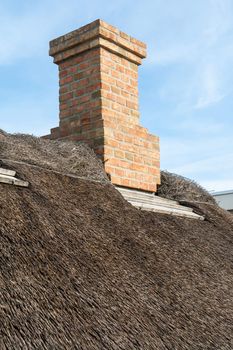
(47, 19, 160, 192)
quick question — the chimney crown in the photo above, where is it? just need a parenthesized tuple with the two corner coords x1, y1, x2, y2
(49, 19, 146, 65)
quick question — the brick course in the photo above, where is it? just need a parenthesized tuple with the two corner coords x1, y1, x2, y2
(45, 19, 160, 192)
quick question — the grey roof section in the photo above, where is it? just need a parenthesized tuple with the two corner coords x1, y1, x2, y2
(212, 189, 233, 196)
(212, 190, 233, 210)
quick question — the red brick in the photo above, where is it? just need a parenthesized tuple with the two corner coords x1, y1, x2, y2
(60, 76, 73, 85)
(60, 92, 73, 102)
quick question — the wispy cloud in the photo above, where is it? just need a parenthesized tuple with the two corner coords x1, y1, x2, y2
(145, 0, 233, 112)
(0, 0, 131, 65)
(203, 179, 233, 192)
(175, 118, 224, 134)
(194, 63, 225, 109)
(0, 0, 99, 65)
(161, 135, 233, 191)
(0, 2, 64, 64)
(171, 152, 233, 176)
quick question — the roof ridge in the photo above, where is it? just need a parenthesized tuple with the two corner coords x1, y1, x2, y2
(1, 158, 109, 185)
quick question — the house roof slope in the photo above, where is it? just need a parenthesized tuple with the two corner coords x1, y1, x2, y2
(0, 136, 233, 349)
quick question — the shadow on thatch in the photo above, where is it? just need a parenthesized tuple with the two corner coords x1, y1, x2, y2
(1, 132, 233, 349)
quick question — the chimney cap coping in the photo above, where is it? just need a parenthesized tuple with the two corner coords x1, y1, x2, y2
(49, 19, 146, 63)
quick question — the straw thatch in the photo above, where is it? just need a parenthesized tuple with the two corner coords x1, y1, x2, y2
(0, 130, 108, 183)
(1, 133, 233, 349)
(158, 171, 216, 204)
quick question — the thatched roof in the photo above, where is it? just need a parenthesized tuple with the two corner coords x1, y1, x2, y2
(1, 133, 233, 349)
(0, 130, 108, 183)
(157, 171, 216, 204)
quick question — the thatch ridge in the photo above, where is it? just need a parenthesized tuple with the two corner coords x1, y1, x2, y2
(158, 170, 216, 204)
(0, 131, 108, 183)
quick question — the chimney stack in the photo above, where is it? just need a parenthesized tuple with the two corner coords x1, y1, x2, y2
(47, 19, 160, 192)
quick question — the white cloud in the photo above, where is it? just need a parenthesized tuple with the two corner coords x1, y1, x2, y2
(144, 0, 233, 112)
(0, 2, 61, 64)
(0, 0, 99, 65)
(177, 118, 224, 134)
(0, 0, 133, 65)
(194, 63, 225, 109)
(203, 179, 233, 192)
(160, 134, 233, 192)
(171, 152, 233, 176)
(148, 42, 197, 66)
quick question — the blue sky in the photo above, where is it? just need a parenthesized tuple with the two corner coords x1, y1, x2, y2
(0, 0, 233, 191)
